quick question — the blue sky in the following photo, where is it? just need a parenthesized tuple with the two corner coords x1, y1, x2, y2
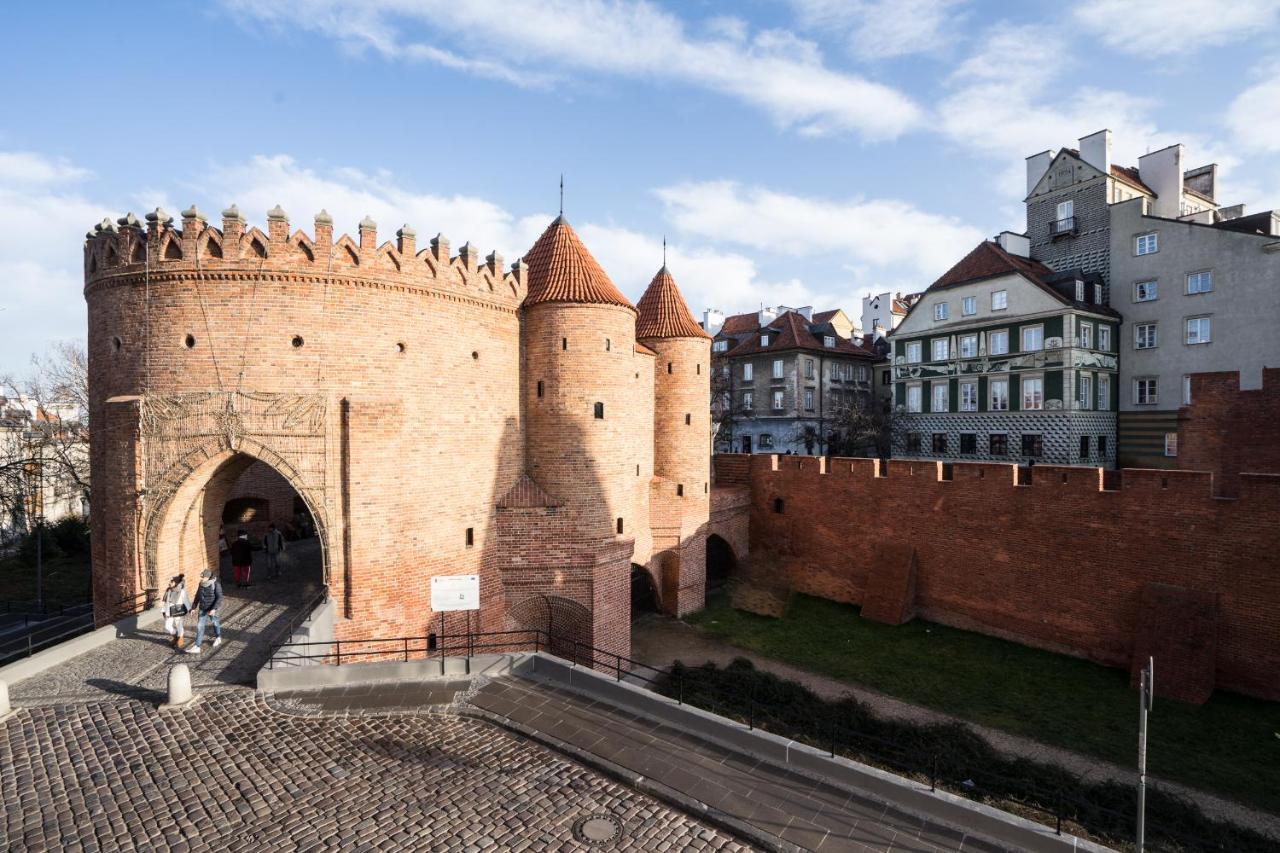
(3, 0, 1280, 373)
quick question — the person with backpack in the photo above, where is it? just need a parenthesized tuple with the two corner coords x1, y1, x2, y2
(229, 528, 255, 588)
(159, 574, 190, 650)
(263, 523, 287, 581)
(185, 569, 223, 654)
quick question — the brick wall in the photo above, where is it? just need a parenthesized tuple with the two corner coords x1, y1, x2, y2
(1178, 369, 1280, 496)
(729, 453, 1280, 702)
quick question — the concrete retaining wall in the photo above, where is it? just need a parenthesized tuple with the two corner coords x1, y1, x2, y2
(0, 607, 162, 686)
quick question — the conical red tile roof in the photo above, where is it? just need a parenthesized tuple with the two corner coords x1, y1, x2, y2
(522, 216, 634, 310)
(635, 266, 710, 340)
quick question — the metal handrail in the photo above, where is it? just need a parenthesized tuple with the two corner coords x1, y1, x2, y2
(1050, 216, 1077, 236)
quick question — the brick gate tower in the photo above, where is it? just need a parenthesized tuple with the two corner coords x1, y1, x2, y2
(83, 205, 710, 662)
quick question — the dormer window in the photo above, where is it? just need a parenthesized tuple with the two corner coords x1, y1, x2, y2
(1093, 283, 1102, 303)
(713, 340, 728, 352)
(760, 335, 769, 347)
(1075, 281, 1085, 301)
(823, 335, 835, 348)
(934, 302, 948, 321)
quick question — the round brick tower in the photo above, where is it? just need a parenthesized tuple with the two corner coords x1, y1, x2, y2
(636, 265, 712, 503)
(521, 216, 644, 539)
(635, 265, 712, 616)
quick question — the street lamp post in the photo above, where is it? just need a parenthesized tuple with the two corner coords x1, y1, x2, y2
(1137, 656, 1153, 853)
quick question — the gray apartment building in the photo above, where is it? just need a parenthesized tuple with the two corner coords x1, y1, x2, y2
(1110, 199, 1280, 466)
(709, 308, 879, 455)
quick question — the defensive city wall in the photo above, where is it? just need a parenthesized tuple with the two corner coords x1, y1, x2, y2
(715, 447, 1280, 704)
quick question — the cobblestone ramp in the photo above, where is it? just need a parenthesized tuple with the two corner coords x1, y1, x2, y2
(0, 692, 748, 852)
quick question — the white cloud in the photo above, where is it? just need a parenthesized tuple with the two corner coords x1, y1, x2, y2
(1073, 0, 1279, 56)
(0, 154, 105, 372)
(1226, 67, 1280, 153)
(790, 0, 965, 61)
(222, 0, 922, 139)
(654, 181, 982, 282)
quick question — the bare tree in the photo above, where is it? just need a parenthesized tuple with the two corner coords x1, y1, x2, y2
(1, 342, 90, 541)
(710, 363, 754, 452)
(825, 390, 893, 458)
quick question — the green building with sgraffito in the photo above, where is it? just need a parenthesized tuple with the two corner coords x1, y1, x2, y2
(889, 233, 1120, 466)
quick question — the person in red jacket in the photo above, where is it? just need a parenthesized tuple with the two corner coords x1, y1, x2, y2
(229, 529, 255, 588)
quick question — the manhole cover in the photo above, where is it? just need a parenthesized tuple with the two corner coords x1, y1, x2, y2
(572, 813, 623, 846)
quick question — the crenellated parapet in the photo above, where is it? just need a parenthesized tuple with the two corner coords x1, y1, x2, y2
(83, 205, 528, 310)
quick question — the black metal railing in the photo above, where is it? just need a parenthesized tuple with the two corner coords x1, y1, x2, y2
(1050, 216, 1077, 237)
(266, 627, 1271, 851)
(265, 585, 330, 651)
(0, 591, 149, 667)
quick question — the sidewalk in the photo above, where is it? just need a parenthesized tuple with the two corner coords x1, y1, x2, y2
(630, 613, 1280, 841)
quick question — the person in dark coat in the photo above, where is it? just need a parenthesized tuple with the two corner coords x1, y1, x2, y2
(185, 569, 223, 654)
(229, 529, 255, 588)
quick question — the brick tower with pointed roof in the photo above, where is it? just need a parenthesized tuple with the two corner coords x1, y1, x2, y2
(635, 265, 712, 616)
(519, 216, 652, 658)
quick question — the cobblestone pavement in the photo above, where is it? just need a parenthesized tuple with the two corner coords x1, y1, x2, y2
(0, 689, 751, 852)
(10, 540, 324, 707)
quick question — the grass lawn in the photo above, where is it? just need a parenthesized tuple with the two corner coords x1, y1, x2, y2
(687, 592, 1280, 815)
(0, 552, 92, 607)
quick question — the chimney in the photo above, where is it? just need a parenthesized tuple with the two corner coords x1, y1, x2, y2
(703, 308, 725, 337)
(1026, 149, 1054, 196)
(1183, 164, 1217, 202)
(797, 305, 813, 321)
(996, 231, 1030, 258)
(758, 306, 778, 326)
(1078, 129, 1112, 176)
(1138, 144, 1184, 218)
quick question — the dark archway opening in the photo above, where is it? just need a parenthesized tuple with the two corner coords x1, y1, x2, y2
(630, 563, 660, 618)
(706, 534, 736, 593)
(216, 459, 323, 590)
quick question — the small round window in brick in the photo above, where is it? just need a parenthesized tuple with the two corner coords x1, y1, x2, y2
(472, 351, 479, 360)
(184, 334, 196, 349)
(396, 342, 406, 354)
(292, 335, 304, 348)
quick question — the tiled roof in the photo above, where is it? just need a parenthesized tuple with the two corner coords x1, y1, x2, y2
(718, 311, 758, 335)
(634, 342, 657, 356)
(522, 216, 634, 310)
(811, 309, 840, 325)
(723, 311, 876, 359)
(635, 267, 710, 340)
(929, 241, 1055, 291)
(1110, 164, 1156, 197)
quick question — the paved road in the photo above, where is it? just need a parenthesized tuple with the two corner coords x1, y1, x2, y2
(0, 689, 750, 852)
(10, 539, 324, 707)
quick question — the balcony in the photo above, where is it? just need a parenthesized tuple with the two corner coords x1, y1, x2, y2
(1049, 216, 1077, 239)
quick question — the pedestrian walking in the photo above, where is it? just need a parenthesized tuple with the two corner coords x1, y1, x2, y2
(160, 574, 190, 649)
(263, 523, 287, 580)
(186, 569, 223, 655)
(229, 528, 254, 588)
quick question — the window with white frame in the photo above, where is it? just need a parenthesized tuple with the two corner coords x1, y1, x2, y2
(805, 358, 814, 379)
(713, 340, 728, 352)
(989, 329, 1009, 355)
(962, 296, 976, 316)
(804, 389, 814, 410)
(991, 290, 1008, 310)
(721, 364, 730, 378)
(959, 381, 977, 412)
(1079, 322, 1093, 348)
(1057, 199, 1074, 221)
(1075, 281, 1085, 301)
(1164, 432, 1178, 457)
(823, 335, 835, 347)
(932, 338, 949, 360)
(1182, 375, 1192, 405)
(990, 378, 1010, 411)
(742, 391, 753, 410)
(959, 334, 978, 358)
(1079, 374, 1092, 410)
(932, 383, 948, 412)
(1186, 316, 1211, 344)
(1135, 378, 1158, 405)
(1135, 323, 1157, 349)
(1187, 271, 1212, 294)
(772, 359, 784, 378)
(1093, 283, 1102, 303)
(1097, 374, 1110, 410)
(760, 335, 769, 346)
(857, 365, 868, 381)
(905, 341, 922, 363)
(1135, 232, 1158, 255)
(906, 383, 922, 412)
(1022, 375, 1044, 410)
(772, 390, 785, 410)
(1098, 325, 1111, 351)
(743, 362, 753, 380)
(1134, 280, 1158, 302)
(1021, 325, 1044, 351)
(934, 302, 949, 321)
